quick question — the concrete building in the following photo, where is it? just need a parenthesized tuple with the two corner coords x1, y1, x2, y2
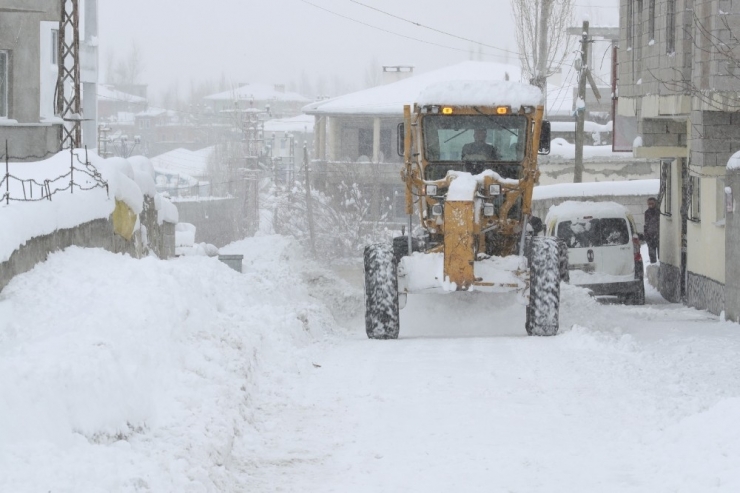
(0, 0, 98, 161)
(617, 0, 740, 315)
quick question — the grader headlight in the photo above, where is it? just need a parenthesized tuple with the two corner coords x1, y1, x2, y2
(489, 184, 501, 196)
(432, 204, 444, 216)
(426, 184, 438, 196)
(483, 204, 495, 217)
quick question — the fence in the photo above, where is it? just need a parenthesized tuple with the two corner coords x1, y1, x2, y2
(1, 141, 109, 205)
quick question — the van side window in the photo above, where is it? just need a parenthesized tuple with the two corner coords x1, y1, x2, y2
(599, 218, 630, 246)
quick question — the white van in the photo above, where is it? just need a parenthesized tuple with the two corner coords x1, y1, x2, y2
(545, 201, 645, 304)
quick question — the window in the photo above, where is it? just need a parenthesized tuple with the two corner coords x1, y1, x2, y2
(358, 128, 373, 158)
(688, 176, 701, 222)
(666, 0, 676, 53)
(0, 50, 7, 118)
(660, 159, 673, 216)
(51, 29, 59, 65)
(648, 0, 656, 40)
(556, 218, 630, 249)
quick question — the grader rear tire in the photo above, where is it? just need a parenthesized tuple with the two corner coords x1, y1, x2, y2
(526, 236, 561, 337)
(364, 243, 400, 339)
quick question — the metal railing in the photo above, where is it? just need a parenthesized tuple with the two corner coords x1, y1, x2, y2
(1, 141, 109, 205)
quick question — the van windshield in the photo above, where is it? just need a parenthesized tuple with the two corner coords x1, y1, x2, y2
(556, 218, 630, 248)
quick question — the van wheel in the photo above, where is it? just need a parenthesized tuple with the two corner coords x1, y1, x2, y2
(526, 237, 561, 336)
(364, 243, 400, 339)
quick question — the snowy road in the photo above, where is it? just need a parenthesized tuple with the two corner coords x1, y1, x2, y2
(243, 274, 740, 492)
(2, 237, 740, 492)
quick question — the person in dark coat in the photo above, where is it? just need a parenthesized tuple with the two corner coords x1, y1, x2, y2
(644, 197, 660, 263)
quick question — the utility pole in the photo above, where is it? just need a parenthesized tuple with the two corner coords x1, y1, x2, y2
(574, 20, 601, 183)
(303, 144, 317, 258)
(57, 0, 82, 150)
(535, 0, 551, 114)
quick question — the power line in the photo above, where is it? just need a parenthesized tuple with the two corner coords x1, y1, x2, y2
(347, 0, 518, 55)
(297, 0, 513, 61)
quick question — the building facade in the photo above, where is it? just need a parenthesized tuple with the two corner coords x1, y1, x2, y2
(0, 0, 98, 161)
(618, 0, 740, 315)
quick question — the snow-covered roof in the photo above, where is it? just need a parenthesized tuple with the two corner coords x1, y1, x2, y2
(204, 83, 310, 103)
(263, 114, 315, 134)
(534, 179, 659, 201)
(97, 85, 147, 104)
(303, 61, 525, 117)
(150, 147, 215, 179)
(545, 200, 632, 224)
(551, 121, 613, 133)
(136, 108, 169, 118)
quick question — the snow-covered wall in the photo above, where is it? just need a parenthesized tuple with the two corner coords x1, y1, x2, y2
(0, 151, 178, 292)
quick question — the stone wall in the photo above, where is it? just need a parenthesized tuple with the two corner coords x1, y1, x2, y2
(0, 200, 176, 294)
(173, 197, 243, 247)
(687, 271, 725, 316)
(658, 261, 682, 303)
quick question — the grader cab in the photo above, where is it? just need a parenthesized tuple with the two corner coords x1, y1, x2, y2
(363, 80, 567, 339)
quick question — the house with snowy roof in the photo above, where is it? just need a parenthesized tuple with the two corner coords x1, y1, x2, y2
(302, 61, 524, 221)
(203, 83, 310, 120)
(150, 147, 215, 197)
(617, 0, 740, 318)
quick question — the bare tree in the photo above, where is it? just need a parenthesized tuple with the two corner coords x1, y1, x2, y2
(364, 56, 382, 89)
(511, 0, 575, 91)
(106, 42, 145, 86)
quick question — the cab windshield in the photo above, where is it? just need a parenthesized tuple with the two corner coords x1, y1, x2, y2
(422, 114, 528, 180)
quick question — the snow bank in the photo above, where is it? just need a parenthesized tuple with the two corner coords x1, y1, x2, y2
(0, 235, 346, 491)
(0, 150, 177, 262)
(534, 179, 659, 201)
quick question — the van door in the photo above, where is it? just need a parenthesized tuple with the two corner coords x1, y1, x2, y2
(554, 218, 599, 281)
(594, 218, 633, 277)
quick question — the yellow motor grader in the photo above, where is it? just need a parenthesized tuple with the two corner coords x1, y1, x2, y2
(363, 80, 567, 339)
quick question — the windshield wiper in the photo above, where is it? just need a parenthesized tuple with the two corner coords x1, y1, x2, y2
(443, 129, 469, 144)
(472, 107, 518, 137)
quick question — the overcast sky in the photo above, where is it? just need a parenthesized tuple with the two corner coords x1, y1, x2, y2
(98, 0, 619, 102)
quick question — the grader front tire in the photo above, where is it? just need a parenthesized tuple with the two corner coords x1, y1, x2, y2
(526, 237, 561, 337)
(364, 244, 400, 340)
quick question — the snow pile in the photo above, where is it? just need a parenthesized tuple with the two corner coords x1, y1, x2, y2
(416, 80, 543, 108)
(0, 150, 177, 262)
(534, 179, 659, 201)
(0, 235, 350, 491)
(446, 172, 479, 201)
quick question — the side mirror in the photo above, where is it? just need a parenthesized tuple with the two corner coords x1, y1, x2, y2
(538, 120, 551, 155)
(397, 122, 405, 157)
